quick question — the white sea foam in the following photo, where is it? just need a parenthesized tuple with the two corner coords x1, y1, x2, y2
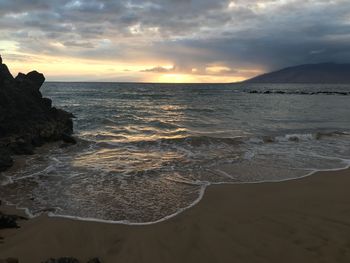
(14, 165, 57, 181)
(20, 161, 350, 225)
(2, 137, 350, 225)
(0, 175, 14, 186)
(47, 184, 208, 226)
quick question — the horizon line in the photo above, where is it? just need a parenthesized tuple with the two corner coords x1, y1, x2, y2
(45, 80, 244, 84)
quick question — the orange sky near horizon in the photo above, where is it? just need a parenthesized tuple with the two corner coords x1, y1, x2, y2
(4, 55, 260, 83)
(1, 1, 348, 83)
(1, 41, 262, 83)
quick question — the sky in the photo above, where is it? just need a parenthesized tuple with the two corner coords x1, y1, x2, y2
(0, 0, 350, 83)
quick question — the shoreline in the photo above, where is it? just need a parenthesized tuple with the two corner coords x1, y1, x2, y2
(1, 161, 350, 226)
(1, 168, 350, 262)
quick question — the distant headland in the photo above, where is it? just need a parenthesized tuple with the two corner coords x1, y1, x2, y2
(245, 63, 350, 84)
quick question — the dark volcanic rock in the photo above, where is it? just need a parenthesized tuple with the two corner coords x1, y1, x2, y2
(42, 258, 102, 263)
(0, 212, 27, 229)
(0, 201, 28, 229)
(43, 258, 80, 263)
(62, 133, 77, 144)
(0, 213, 18, 229)
(0, 60, 74, 171)
(0, 258, 19, 263)
(0, 149, 13, 172)
(0, 64, 14, 85)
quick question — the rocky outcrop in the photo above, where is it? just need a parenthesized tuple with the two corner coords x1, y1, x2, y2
(0, 200, 27, 244)
(0, 259, 102, 263)
(43, 258, 101, 263)
(0, 62, 75, 172)
(0, 258, 19, 263)
(0, 212, 27, 229)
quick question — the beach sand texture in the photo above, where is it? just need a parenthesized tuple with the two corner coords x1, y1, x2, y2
(1, 168, 350, 263)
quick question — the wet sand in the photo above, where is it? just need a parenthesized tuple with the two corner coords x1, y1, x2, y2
(1, 168, 350, 263)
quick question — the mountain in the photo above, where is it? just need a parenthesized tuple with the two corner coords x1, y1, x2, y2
(245, 63, 350, 84)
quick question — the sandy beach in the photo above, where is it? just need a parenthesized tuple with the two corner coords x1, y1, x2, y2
(1, 1, 350, 262)
(1, 168, 350, 263)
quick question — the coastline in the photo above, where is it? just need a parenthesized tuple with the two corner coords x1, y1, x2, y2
(1, 168, 350, 262)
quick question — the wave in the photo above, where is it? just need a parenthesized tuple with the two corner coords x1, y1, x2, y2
(2, 128, 350, 225)
(95, 135, 244, 149)
(250, 131, 350, 144)
(147, 120, 181, 130)
(94, 130, 350, 149)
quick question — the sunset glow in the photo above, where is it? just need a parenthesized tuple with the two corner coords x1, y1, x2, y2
(1, 0, 348, 82)
(1, 0, 350, 258)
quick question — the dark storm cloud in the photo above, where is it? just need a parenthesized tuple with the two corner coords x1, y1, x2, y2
(1, 0, 350, 74)
(144, 0, 350, 71)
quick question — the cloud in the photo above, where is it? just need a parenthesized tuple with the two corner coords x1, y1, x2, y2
(141, 66, 176, 73)
(0, 0, 350, 81)
(63, 40, 95, 48)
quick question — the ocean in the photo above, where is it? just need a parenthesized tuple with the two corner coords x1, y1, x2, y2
(1, 82, 350, 224)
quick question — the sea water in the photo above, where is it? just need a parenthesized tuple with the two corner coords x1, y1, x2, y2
(1, 82, 350, 224)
